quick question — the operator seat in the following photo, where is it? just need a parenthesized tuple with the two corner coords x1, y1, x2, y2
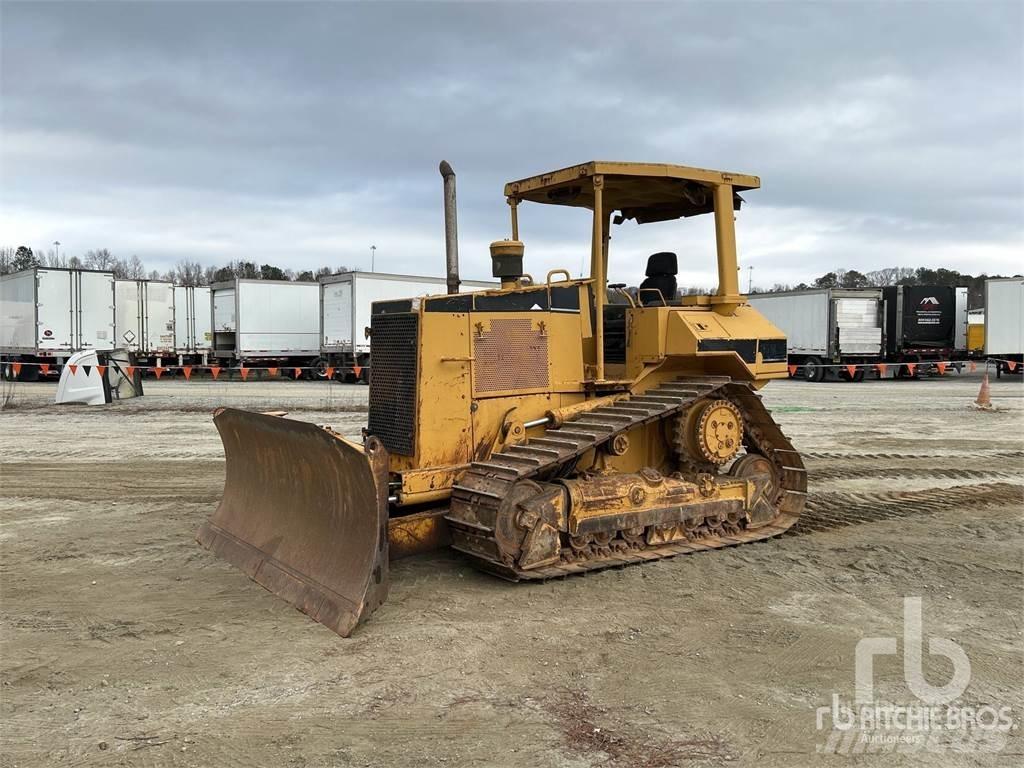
(638, 251, 678, 305)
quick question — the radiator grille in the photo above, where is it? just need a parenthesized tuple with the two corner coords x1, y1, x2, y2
(368, 312, 418, 455)
(474, 318, 549, 393)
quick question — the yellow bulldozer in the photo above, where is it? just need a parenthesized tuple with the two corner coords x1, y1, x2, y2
(198, 161, 806, 636)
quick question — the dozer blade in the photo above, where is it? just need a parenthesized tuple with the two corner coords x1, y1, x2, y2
(197, 408, 390, 637)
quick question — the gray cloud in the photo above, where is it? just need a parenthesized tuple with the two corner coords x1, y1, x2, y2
(2, 1, 1021, 288)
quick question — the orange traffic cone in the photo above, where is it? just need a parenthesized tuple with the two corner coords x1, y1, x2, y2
(974, 373, 993, 410)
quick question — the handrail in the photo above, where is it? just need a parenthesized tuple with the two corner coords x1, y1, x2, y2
(546, 269, 572, 285)
(637, 287, 668, 307)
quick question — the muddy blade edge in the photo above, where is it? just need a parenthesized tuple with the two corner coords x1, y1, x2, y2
(196, 408, 389, 637)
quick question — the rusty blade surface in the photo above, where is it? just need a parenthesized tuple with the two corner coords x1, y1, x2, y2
(197, 408, 389, 637)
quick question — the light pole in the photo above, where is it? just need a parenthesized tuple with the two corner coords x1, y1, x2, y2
(747, 265, 754, 293)
(370, 245, 376, 273)
(54, 240, 60, 264)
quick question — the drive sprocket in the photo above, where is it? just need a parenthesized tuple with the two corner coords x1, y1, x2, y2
(675, 398, 744, 466)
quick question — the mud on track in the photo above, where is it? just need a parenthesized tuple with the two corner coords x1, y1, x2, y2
(1, 375, 1022, 767)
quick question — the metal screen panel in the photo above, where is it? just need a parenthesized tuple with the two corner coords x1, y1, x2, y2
(368, 312, 419, 455)
(473, 317, 549, 393)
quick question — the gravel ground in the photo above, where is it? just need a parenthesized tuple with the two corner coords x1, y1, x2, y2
(1, 373, 1022, 767)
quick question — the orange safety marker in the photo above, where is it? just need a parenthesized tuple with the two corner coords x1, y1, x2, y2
(975, 373, 992, 408)
(239, 367, 250, 381)
(268, 367, 279, 377)
(936, 361, 948, 375)
(12, 362, 21, 377)
(326, 366, 335, 380)
(1009, 361, 1018, 372)
(183, 366, 193, 381)
(787, 364, 797, 377)
(906, 362, 917, 376)
(95, 365, 106, 378)
(845, 364, 857, 378)
(877, 363, 888, 377)
(40, 363, 50, 375)
(293, 367, 303, 379)
(154, 367, 165, 379)
(126, 365, 135, 379)
(68, 364, 78, 375)
(353, 365, 363, 379)
(210, 366, 222, 380)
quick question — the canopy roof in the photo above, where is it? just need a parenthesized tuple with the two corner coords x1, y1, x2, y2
(504, 161, 759, 224)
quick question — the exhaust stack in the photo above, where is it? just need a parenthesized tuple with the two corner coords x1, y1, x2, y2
(439, 161, 460, 295)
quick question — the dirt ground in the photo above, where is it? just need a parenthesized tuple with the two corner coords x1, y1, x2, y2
(1, 373, 1022, 767)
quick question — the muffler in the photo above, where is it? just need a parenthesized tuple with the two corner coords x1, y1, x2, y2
(440, 160, 460, 295)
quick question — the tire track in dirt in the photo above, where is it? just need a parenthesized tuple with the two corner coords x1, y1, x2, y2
(802, 449, 1024, 461)
(807, 466, 1022, 482)
(790, 482, 1024, 537)
(0, 461, 223, 503)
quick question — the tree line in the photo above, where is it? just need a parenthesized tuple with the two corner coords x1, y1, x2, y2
(1, 244, 1016, 307)
(0, 246, 350, 285)
(753, 266, 1018, 307)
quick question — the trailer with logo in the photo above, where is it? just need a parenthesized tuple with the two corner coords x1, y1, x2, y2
(881, 285, 969, 376)
(114, 279, 177, 366)
(319, 271, 496, 381)
(746, 288, 884, 381)
(1, 267, 116, 380)
(748, 285, 970, 381)
(210, 279, 320, 370)
(984, 278, 1024, 377)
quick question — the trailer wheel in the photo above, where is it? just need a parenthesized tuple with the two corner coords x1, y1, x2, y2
(803, 357, 824, 382)
(311, 358, 329, 379)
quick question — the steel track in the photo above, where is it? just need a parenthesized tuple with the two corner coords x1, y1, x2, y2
(446, 377, 808, 580)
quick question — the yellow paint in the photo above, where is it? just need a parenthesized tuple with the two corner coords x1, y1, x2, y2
(967, 324, 984, 353)
(384, 161, 790, 515)
(388, 509, 450, 559)
(563, 472, 751, 535)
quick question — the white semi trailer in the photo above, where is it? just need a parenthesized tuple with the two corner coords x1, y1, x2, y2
(747, 288, 884, 381)
(1, 267, 115, 380)
(985, 278, 1024, 377)
(114, 279, 176, 364)
(319, 271, 496, 380)
(173, 285, 212, 363)
(211, 279, 320, 369)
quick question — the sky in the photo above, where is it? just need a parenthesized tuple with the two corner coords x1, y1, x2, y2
(2, 1, 1022, 289)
